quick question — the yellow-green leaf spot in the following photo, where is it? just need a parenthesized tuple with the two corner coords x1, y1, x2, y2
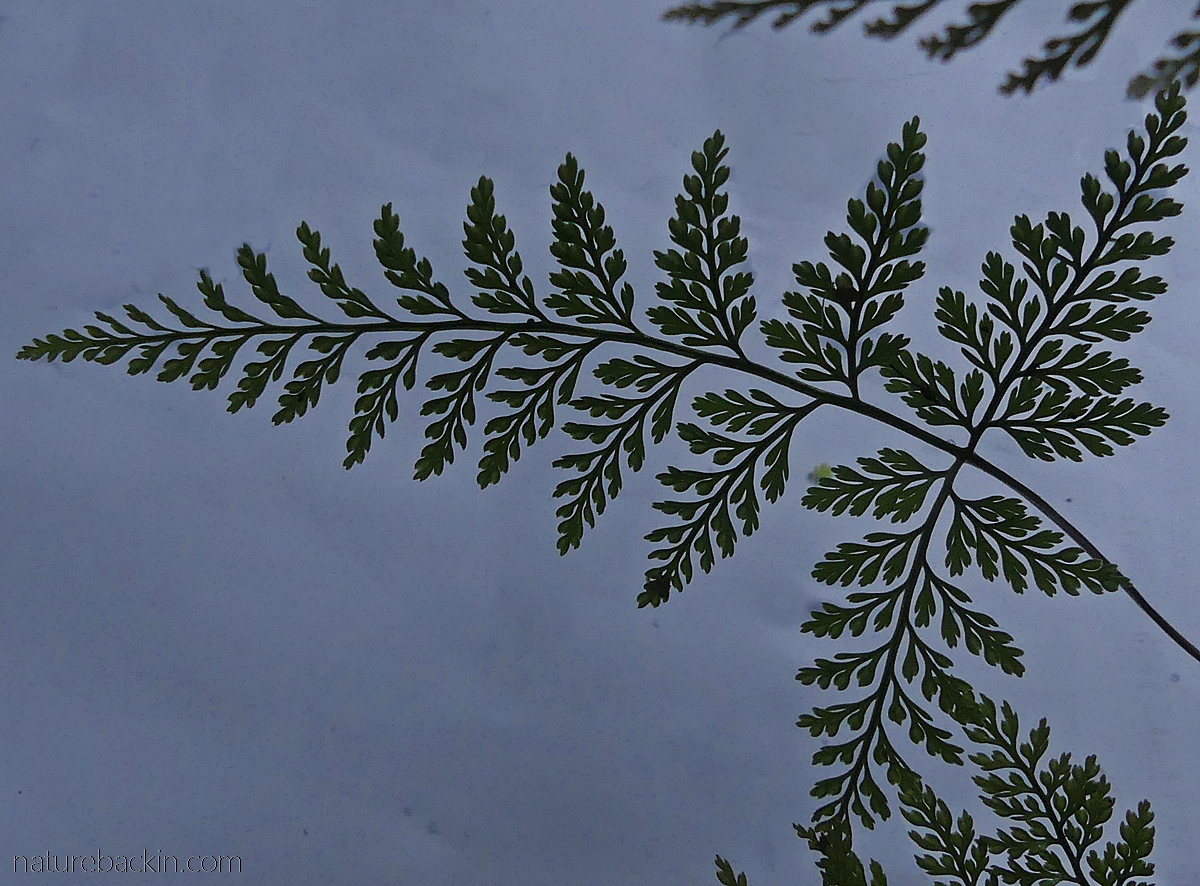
(808, 462, 833, 483)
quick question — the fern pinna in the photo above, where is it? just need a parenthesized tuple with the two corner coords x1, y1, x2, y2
(18, 83, 1192, 883)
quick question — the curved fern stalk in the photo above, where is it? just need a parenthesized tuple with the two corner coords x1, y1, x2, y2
(662, 0, 1200, 99)
(15, 81, 1193, 880)
(793, 82, 1189, 833)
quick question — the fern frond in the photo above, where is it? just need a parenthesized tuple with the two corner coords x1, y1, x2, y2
(895, 692, 1157, 885)
(641, 395, 818, 606)
(462, 177, 545, 320)
(648, 131, 757, 356)
(17, 85, 1195, 881)
(794, 820, 889, 885)
(547, 154, 639, 330)
(968, 694, 1153, 884)
(1128, 7, 1200, 100)
(793, 83, 1188, 834)
(552, 354, 696, 556)
(713, 855, 751, 886)
(762, 117, 924, 397)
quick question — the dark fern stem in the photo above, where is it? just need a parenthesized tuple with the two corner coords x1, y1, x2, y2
(17, 84, 1190, 885)
(662, 0, 1200, 99)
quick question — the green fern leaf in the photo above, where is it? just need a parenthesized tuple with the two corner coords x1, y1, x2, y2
(648, 130, 757, 354)
(462, 177, 544, 319)
(763, 117, 924, 396)
(546, 154, 638, 329)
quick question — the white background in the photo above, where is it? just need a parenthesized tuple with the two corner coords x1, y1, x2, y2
(2, 2, 1199, 883)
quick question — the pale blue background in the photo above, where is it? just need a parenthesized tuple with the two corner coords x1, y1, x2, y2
(2, 2, 1199, 883)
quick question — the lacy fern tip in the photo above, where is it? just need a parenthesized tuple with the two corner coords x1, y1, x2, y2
(896, 691, 1156, 885)
(757, 690, 1154, 884)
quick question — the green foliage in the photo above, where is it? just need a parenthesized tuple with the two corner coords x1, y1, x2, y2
(897, 691, 1156, 885)
(724, 692, 1155, 885)
(1128, 18, 1200, 100)
(794, 83, 1186, 836)
(641, 388, 815, 606)
(662, 0, 1200, 99)
(17, 79, 1193, 885)
(546, 154, 638, 329)
(649, 131, 758, 355)
(761, 116, 924, 397)
(794, 820, 889, 885)
(713, 855, 750, 886)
